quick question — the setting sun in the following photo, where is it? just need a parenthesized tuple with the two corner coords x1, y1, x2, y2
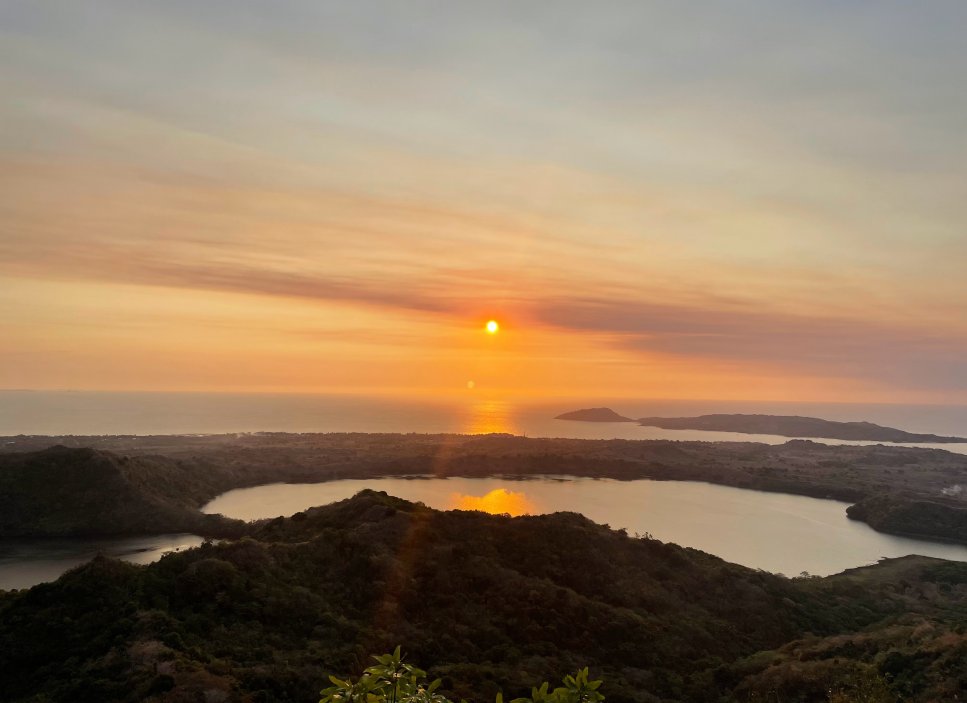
(5, 5, 967, 699)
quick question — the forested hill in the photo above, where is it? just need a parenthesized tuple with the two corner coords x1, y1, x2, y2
(0, 446, 246, 538)
(2, 491, 967, 702)
(4, 435, 967, 543)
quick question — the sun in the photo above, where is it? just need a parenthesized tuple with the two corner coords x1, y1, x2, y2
(485, 320, 499, 334)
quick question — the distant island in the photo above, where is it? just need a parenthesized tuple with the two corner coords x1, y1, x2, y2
(635, 413, 967, 443)
(555, 408, 967, 443)
(554, 407, 635, 422)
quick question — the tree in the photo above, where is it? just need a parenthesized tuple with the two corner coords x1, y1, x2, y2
(320, 648, 604, 703)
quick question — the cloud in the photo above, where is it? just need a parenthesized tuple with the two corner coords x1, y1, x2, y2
(534, 296, 967, 391)
(3, 1, 967, 398)
(6, 221, 966, 393)
(0, 240, 456, 315)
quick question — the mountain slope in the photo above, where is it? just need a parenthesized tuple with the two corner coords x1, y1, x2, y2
(0, 446, 245, 537)
(2, 491, 966, 702)
(4, 437, 967, 544)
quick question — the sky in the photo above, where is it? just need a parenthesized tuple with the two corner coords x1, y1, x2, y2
(2, 1, 967, 402)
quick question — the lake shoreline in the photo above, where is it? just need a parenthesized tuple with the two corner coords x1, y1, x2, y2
(3, 433, 967, 547)
(4, 474, 966, 590)
(201, 474, 967, 575)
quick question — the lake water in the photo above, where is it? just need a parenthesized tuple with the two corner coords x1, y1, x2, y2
(6, 475, 967, 590)
(0, 534, 203, 591)
(4, 392, 967, 589)
(4, 391, 967, 455)
(203, 476, 967, 577)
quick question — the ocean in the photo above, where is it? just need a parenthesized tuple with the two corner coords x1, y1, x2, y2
(3, 390, 967, 453)
(5, 390, 967, 588)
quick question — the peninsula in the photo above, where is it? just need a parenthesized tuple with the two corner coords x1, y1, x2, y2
(554, 408, 967, 443)
(635, 413, 967, 443)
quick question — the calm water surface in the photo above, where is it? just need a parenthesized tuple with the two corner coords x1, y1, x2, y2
(0, 534, 203, 590)
(4, 391, 967, 454)
(5, 392, 967, 589)
(204, 476, 967, 577)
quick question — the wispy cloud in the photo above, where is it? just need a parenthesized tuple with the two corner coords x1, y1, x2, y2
(5, 221, 966, 393)
(2, 1, 967, 397)
(534, 297, 967, 391)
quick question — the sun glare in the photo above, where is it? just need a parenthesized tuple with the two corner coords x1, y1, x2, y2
(450, 488, 536, 516)
(485, 320, 499, 334)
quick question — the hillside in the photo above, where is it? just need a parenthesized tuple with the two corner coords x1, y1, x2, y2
(635, 414, 967, 443)
(847, 494, 967, 543)
(0, 446, 246, 538)
(1, 491, 966, 702)
(3, 436, 967, 543)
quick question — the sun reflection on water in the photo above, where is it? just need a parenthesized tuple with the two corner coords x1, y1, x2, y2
(463, 399, 517, 435)
(450, 488, 537, 516)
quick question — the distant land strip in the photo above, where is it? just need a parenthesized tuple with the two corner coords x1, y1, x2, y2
(556, 409, 967, 443)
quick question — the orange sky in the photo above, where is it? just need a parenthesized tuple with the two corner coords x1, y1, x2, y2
(2, 3, 967, 403)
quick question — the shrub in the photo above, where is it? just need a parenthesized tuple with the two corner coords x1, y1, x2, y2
(321, 648, 604, 703)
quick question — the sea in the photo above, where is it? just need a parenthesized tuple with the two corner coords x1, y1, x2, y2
(4, 390, 967, 588)
(3, 391, 967, 454)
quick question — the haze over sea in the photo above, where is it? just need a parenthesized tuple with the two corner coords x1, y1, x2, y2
(4, 390, 967, 454)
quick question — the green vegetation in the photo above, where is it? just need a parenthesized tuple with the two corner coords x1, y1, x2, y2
(320, 648, 603, 703)
(847, 494, 967, 543)
(2, 491, 967, 702)
(4, 434, 967, 543)
(0, 446, 247, 537)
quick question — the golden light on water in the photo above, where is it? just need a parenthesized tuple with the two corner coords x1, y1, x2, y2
(450, 488, 536, 516)
(463, 399, 516, 434)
